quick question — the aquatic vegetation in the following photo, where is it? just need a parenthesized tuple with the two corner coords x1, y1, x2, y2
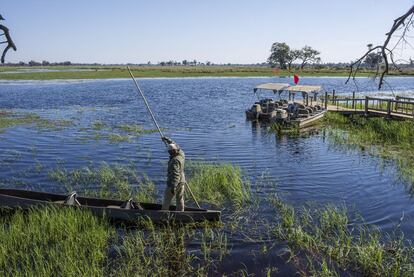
(0, 207, 111, 276)
(107, 220, 228, 276)
(92, 120, 106, 130)
(270, 194, 414, 276)
(48, 163, 157, 202)
(324, 112, 414, 185)
(116, 123, 159, 135)
(186, 162, 251, 209)
(108, 133, 131, 143)
(0, 111, 72, 132)
(78, 122, 158, 143)
(0, 207, 228, 276)
(268, 122, 300, 136)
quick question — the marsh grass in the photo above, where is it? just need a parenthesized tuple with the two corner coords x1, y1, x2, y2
(48, 163, 157, 202)
(0, 207, 111, 276)
(107, 220, 229, 276)
(186, 162, 251, 209)
(80, 122, 158, 143)
(268, 122, 300, 136)
(270, 194, 414, 276)
(324, 112, 414, 185)
(0, 111, 72, 132)
(0, 207, 229, 276)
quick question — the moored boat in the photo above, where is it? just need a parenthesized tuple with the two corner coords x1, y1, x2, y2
(246, 83, 326, 128)
(0, 189, 221, 223)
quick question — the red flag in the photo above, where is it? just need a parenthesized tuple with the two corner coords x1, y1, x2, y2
(293, 74, 299, 84)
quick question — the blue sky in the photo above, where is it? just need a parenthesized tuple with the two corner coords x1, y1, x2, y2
(1, 0, 413, 64)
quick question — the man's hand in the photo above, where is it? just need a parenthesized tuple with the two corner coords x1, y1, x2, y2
(162, 136, 173, 144)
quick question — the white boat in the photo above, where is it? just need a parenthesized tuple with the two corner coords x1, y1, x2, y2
(245, 83, 326, 128)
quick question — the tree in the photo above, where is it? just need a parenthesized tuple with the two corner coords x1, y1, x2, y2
(287, 49, 301, 70)
(347, 4, 414, 89)
(268, 42, 290, 69)
(42, 60, 50, 66)
(298, 46, 320, 69)
(182, 59, 188, 66)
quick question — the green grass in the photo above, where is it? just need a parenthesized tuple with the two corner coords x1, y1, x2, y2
(268, 122, 300, 136)
(0, 207, 229, 276)
(270, 195, 414, 276)
(324, 113, 414, 185)
(186, 162, 251, 209)
(0, 111, 73, 132)
(0, 207, 111, 276)
(0, 65, 411, 80)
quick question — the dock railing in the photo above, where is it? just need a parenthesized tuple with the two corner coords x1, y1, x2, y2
(321, 90, 414, 119)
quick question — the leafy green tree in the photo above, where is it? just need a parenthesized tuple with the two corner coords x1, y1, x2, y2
(268, 42, 290, 69)
(287, 49, 301, 70)
(298, 46, 320, 69)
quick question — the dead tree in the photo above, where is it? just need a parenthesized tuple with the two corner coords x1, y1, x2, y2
(0, 14, 17, 63)
(346, 5, 414, 89)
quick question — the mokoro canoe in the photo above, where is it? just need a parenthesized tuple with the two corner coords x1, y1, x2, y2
(0, 189, 221, 223)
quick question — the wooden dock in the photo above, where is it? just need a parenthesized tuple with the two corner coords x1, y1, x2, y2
(321, 91, 414, 120)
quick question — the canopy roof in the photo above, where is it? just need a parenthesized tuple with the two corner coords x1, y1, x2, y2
(253, 83, 290, 93)
(285, 85, 322, 94)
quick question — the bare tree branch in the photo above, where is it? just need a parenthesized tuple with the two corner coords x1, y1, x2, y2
(347, 5, 414, 89)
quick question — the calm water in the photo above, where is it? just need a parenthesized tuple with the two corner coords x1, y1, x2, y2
(0, 76, 413, 273)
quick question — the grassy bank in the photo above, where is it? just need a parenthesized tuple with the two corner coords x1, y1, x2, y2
(324, 113, 414, 185)
(0, 65, 411, 80)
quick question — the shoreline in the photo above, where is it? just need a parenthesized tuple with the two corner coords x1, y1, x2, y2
(0, 65, 413, 80)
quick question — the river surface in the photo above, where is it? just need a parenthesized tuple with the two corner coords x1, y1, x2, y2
(0, 76, 413, 274)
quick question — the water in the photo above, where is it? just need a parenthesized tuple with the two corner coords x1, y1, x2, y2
(0, 76, 413, 273)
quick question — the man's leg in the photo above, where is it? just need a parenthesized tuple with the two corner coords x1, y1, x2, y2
(162, 187, 174, 210)
(175, 183, 185, 212)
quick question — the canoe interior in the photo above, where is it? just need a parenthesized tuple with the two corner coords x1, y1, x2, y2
(0, 189, 208, 212)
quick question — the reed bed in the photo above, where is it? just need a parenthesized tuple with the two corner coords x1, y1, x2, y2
(186, 162, 251, 209)
(270, 194, 414, 276)
(0, 207, 228, 276)
(324, 112, 414, 184)
(0, 207, 111, 276)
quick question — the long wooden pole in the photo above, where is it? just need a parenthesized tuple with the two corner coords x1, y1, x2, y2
(127, 66, 201, 209)
(127, 66, 165, 141)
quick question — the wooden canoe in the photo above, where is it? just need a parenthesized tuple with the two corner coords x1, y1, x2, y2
(0, 189, 221, 223)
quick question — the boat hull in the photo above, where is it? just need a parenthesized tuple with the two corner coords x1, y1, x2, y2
(0, 189, 221, 223)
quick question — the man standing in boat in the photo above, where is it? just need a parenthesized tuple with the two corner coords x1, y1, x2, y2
(161, 136, 186, 211)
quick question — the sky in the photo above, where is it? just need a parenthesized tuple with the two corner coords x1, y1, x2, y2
(1, 0, 413, 64)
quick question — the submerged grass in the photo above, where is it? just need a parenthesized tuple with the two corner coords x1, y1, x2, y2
(268, 122, 300, 136)
(0, 111, 73, 132)
(48, 163, 157, 202)
(79, 122, 158, 143)
(187, 162, 251, 209)
(270, 195, 414, 276)
(324, 112, 414, 185)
